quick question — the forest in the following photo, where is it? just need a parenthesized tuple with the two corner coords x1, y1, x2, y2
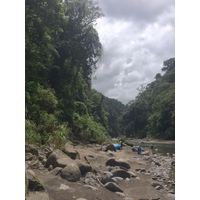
(25, 0, 175, 148)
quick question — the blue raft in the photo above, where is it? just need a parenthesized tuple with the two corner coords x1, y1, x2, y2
(113, 143, 122, 150)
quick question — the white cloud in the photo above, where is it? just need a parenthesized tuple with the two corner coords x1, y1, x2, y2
(92, 0, 175, 104)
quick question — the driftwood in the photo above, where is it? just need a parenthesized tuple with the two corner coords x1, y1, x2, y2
(84, 156, 104, 187)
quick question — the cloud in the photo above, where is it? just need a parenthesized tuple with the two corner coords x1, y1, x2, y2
(92, 0, 175, 104)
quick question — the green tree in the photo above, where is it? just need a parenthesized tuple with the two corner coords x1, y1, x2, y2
(120, 58, 175, 140)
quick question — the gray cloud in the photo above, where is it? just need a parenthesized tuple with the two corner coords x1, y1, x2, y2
(92, 0, 175, 104)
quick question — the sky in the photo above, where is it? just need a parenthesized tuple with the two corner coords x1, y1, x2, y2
(92, 0, 175, 104)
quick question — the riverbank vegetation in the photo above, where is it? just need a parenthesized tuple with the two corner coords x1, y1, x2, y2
(25, 0, 175, 147)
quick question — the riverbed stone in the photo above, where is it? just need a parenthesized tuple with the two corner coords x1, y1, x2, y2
(111, 169, 131, 179)
(106, 158, 130, 169)
(104, 182, 123, 193)
(63, 142, 80, 160)
(61, 163, 81, 182)
(45, 149, 73, 168)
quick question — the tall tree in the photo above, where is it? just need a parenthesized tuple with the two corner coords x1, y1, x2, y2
(120, 58, 175, 140)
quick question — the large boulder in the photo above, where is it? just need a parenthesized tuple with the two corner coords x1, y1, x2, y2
(76, 160, 93, 175)
(106, 158, 130, 169)
(60, 163, 81, 182)
(45, 149, 73, 169)
(63, 142, 80, 160)
(110, 169, 131, 179)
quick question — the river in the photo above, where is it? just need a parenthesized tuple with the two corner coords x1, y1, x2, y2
(128, 139, 175, 183)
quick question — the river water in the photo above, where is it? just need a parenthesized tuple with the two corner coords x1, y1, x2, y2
(129, 140, 175, 183)
(128, 140, 175, 156)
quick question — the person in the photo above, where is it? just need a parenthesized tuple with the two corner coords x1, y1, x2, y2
(120, 141, 123, 149)
(150, 144, 154, 154)
(137, 146, 142, 155)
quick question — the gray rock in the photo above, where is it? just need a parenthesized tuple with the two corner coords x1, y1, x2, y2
(61, 163, 81, 182)
(30, 159, 40, 169)
(48, 167, 62, 176)
(100, 177, 116, 185)
(104, 182, 123, 193)
(103, 171, 113, 178)
(116, 192, 125, 197)
(41, 158, 47, 165)
(63, 142, 80, 160)
(38, 154, 46, 161)
(59, 184, 70, 190)
(45, 149, 73, 168)
(105, 144, 116, 152)
(151, 182, 164, 189)
(128, 171, 137, 178)
(26, 153, 34, 161)
(112, 177, 123, 181)
(25, 145, 39, 156)
(106, 158, 130, 169)
(76, 160, 92, 175)
(48, 165, 53, 171)
(76, 198, 87, 200)
(83, 184, 98, 191)
(111, 169, 131, 179)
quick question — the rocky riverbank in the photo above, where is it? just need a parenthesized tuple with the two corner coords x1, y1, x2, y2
(25, 140, 175, 200)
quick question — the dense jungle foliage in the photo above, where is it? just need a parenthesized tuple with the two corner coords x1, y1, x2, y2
(25, 0, 175, 147)
(120, 58, 175, 140)
(25, 0, 125, 147)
